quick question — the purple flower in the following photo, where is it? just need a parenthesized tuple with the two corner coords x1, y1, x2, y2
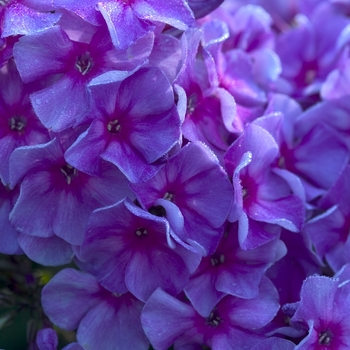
(9, 134, 133, 246)
(36, 327, 85, 350)
(0, 0, 60, 38)
(42, 268, 148, 350)
(53, 0, 194, 49)
(224, 123, 305, 250)
(174, 28, 236, 161)
(13, 24, 153, 132)
(141, 277, 279, 349)
(287, 275, 350, 349)
(185, 223, 286, 316)
(78, 198, 201, 302)
(304, 165, 350, 271)
(131, 141, 234, 256)
(65, 67, 181, 183)
(0, 59, 49, 185)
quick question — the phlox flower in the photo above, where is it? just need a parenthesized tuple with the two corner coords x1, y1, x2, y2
(131, 141, 234, 256)
(141, 277, 280, 350)
(52, 0, 194, 49)
(304, 166, 350, 271)
(224, 123, 305, 250)
(286, 275, 350, 349)
(65, 67, 181, 183)
(42, 268, 149, 350)
(174, 28, 236, 161)
(78, 198, 201, 302)
(9, 133, 133, 249)
(185, 222, 286, 316)
(0, 0, 60, 38)
(36, 328, 85, 350)
(13, 23, 153, 132)
(0, 59, 49, 185)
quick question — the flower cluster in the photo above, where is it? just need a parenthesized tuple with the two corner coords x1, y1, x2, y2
(1, 0, 350, 349)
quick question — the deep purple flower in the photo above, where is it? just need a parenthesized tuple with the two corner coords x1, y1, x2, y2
(141, 277, 279, 349)
(9, 135, 133, 247)
(185, 223, 286, 316)
(131, 141, 234, 256)
(65, 67, 181, 183)
(13, 23, 153, 132)
(42, 268, 148, 350)
(78, 198, 201, 302)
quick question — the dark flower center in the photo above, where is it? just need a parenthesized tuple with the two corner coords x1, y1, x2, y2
(60, 164, 78, 185)
(9, 116, 26, 133)
(319, 330, 333, 345)
(135, 227, 148, 237)
(206, 309, 222, 327)
(210, 254, 225, 266)
(75, 52, 94, 75)
(107, 119, 121, 134)
(149, 205, 166, 217)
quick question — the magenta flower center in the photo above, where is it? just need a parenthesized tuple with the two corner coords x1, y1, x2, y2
(75, 52, 94, 75)
(9, 116, 26, 133)
(107, 119, 121, 134)
(319, 329, 333, 345)
(60, 164, 78, 185)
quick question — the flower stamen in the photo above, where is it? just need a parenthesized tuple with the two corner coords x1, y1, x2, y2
(135, 227, 148, 237)
(9, 116, 26, 133)
(75, 52, 94, 75)
(319, 330, 333, 345)
(107, 119, 121, 134)
(206, 309, 222, 327)
(60, 164, 78, 185)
